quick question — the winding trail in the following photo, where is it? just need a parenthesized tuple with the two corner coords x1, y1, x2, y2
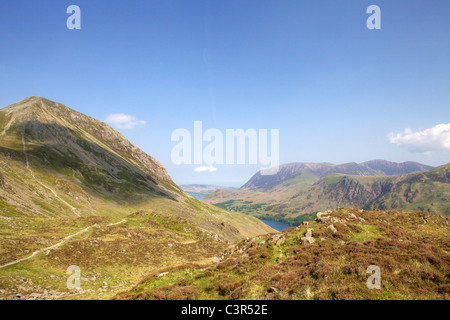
(107, 219, 126, 227)
(0, 218, 127, 269)
(21, 133, 80, 217)
(0, 115, 14, 136)
(0, 133, 129, 270)
(0, 225, 94, 269)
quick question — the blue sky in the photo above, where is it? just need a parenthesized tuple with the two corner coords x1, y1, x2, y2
(1, 0, 449, 187)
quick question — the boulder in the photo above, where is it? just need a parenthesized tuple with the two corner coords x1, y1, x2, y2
(327, 224, 338, 235)
(301, 228, 315, 245)
(157, 272, 169, 277)
(301, 237, 315, 245)
(270, 234, 282, 244)
(211, 257, 221, 264)
(269, 287, 279, 293)
(28, 293, 42, 300)
(316, 212, 331, 223)
(276, 237, 286, 246)
(348, 213, 358, 219)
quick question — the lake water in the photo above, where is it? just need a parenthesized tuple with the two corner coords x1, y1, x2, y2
(259, 219, 293, 231)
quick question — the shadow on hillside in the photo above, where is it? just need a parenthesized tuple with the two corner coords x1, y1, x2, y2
(0, 121, 178, 205)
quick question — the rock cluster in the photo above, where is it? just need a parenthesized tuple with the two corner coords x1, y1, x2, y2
(0, 275, 122, 300)
(270, 234, 286, 246)
(300, 228, 315, 245)
(327, 224, 338, 234)
(315, 211, 332, 223)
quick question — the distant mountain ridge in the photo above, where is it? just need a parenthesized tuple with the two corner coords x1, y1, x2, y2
(180, 184, 238, 193)
(289, 163, 450, 216)
(205, 160, 449, 222)
(180, 184, 238, 200)
(242, 160, 434, 191)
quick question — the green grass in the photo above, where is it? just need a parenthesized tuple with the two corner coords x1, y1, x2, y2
(350, 224, 385, 242)
(214, 200, 269, 216)
(0, 111, 11, 130)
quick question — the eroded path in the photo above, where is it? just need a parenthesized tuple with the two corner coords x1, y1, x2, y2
(0, 225, 93, 269)
(0, 219, 127, 269)
(107, 219, 126, 227)
(0, 115, 14, 136)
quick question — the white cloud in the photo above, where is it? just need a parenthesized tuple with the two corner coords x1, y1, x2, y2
(104, 113, 146, 129)
(388, 123, 450, 153)
(194, 165, 217, 173)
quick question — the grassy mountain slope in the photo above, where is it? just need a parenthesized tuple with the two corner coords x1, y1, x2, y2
(0, 96, 274, 300)
(0, 96, 273, 239)
(369, 164, 450, 215)
(114, 208, 450, 300)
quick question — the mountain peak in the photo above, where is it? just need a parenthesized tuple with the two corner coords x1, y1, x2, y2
(10, 95, 53, 107)
(1, 96, 173, 184)
(24, 95, 45, 101)
(3, 96, 69, 117)
(0, 96, 275, 255)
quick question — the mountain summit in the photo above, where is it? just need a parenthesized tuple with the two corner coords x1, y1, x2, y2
(2, 96, 172, 185)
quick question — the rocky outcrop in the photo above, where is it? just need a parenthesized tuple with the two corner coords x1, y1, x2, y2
(327, 224, 338, 234)
(322, 177, 394, 207)
(316, 211, 331, 222)
(300, 228, 315, 245)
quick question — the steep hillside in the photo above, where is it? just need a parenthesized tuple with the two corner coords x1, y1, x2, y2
(0, 96, 175, 217)
(114, 208, 450, 300)
(276, 163, 450, 218)
(0, 96, 273, 240)
(0, 97, 274, 300)
(369, 164, 450, 215)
